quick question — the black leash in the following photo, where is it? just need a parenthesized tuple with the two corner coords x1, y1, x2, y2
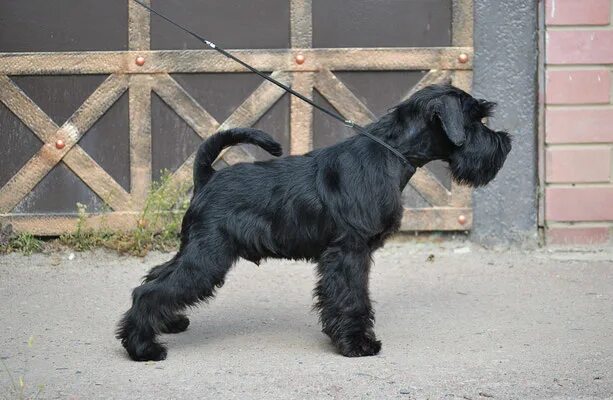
(131, 0, 410, 166)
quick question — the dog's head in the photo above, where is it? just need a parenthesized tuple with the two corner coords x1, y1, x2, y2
(388, 84, 512, 187)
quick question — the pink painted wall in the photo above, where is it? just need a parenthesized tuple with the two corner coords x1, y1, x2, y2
(545, 0, 613, 244)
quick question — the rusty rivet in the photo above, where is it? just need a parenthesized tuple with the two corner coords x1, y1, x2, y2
(135, 56, 146, 66)
(295, 54, 305, 65)
(458, 53, 469, 64)
(55, 139, 65, 150)
(458, 214, 467, 225)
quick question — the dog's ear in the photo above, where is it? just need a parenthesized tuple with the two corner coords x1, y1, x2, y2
(435, 95, 466, 147)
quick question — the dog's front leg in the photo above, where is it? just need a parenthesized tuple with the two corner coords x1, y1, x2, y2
(314, 244, 381, 357)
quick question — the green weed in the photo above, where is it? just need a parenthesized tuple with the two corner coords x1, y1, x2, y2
(58, 203, 110, 252)
(0, 233, 43, 256)
(59, 171, 191, 256)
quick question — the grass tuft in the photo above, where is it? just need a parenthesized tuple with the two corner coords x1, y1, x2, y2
(0, 232, 44, 256)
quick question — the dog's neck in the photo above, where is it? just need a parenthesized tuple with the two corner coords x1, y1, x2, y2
(366, 113, 443, 170)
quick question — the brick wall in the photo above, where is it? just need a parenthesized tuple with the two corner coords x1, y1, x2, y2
(544, 0, 613, 245)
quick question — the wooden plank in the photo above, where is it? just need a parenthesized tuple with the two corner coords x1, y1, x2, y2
(401, 208, 472, 231)
(129, 74, 153, 208)
(0, 145, 58, 213)
(0, 52, 128, 75)
(401, 69, 453, 102)
(449, 176, 473, 208)
(129, 0, 150, 51)
(0, 48, 473, 75)
(0, 51, 288, 75)
(63, 148, 132, 211)
(290, 0, 314, 161)
(290, 72, 314, 154)
(452, 69, 472, 93)
(0, 213, 140, 236)
(139, 50, 290, 74)
(314, 69, 375, 126)
(290, 0, 312, 48)
(301, 47, 473, 71)
(152, 74, 220, 139)
(409, 169, 451, 207)
(452, 0, 474, 47)
(0, 75, 58, 142)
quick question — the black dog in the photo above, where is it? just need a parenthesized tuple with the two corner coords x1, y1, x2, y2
(117, 84, 511, 361)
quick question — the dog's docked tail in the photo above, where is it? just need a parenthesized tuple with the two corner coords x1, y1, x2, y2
(193, 128, 283, 193)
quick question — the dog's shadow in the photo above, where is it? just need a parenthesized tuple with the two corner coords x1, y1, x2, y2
(160, 306, 335, 355)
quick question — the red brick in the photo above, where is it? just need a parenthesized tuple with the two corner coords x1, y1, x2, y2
(547, 30, 613, 64)
(547, 226, 610, 245)
(546, 147, 611, 183)
(546, 108, 613, 143)
(546, 187, 613, 221)
(546, 70, 610, 104)
(546, 0, 611, 25)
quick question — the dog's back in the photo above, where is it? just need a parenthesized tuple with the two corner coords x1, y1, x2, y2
(186, 129, 406, 263)
(191, 143, 331, 261)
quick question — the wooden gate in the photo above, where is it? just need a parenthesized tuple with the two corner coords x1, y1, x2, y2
(0, 0, 473, 235)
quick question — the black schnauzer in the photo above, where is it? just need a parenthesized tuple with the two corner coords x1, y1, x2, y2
(117, 84, 511, 361)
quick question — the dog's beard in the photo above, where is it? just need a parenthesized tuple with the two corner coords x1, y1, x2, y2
(448, 130, 511, 187)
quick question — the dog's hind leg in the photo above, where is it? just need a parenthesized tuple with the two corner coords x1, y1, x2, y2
(314, 243, 381, 357)
(141, 257, 190, 335)
(117, 238, 236, 361)
(143, 257, 189, 333)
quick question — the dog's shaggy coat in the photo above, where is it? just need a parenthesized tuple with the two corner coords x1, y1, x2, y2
(117, 84, 512, 361)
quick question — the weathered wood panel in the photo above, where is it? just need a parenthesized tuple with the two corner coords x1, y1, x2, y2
(0, 0, 473, 234)
(0, 48, 473, 75)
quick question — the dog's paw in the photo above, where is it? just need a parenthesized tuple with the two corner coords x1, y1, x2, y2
(127, 341, 168, 362)
(337, 334, 382, 357)
(161, 315, 190, 334)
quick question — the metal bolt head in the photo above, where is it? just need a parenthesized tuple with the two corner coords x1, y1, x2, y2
(135, 56, 146, 66)
(458, 214, 467, 225)
(295, 54, 305, 65)
(55, 139, 65, 150)
(458, 53, 469, 64)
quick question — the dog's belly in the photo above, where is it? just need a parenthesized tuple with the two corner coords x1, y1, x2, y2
(233, 212, 332, 262)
